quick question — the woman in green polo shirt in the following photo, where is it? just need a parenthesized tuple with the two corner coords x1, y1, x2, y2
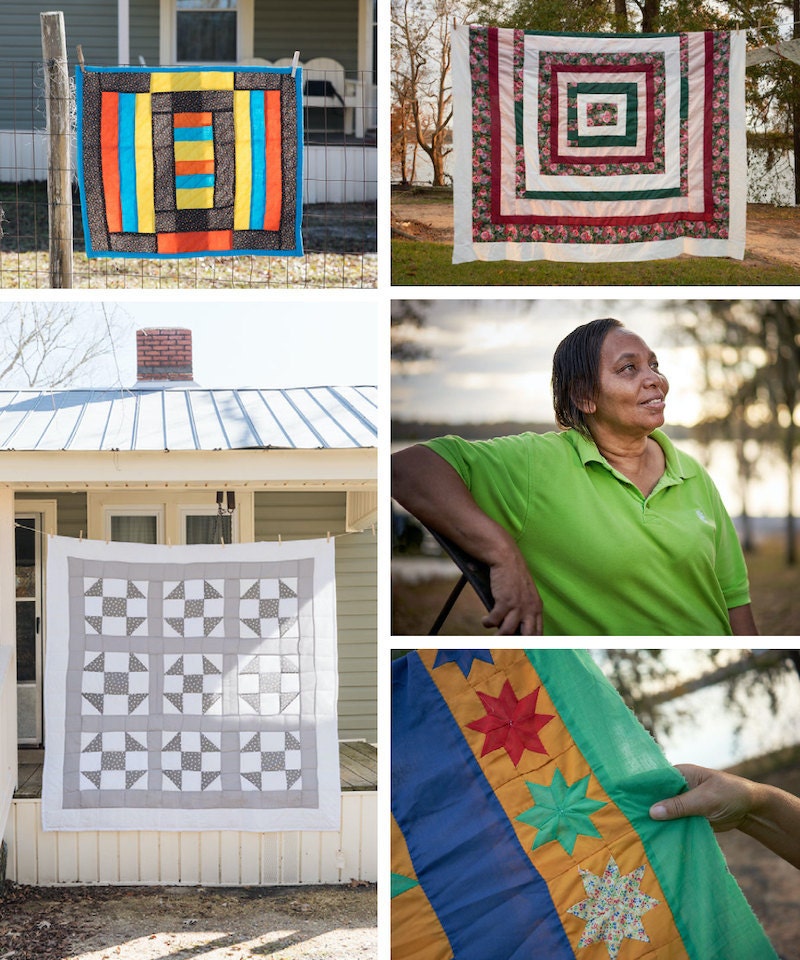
(391, 317, 757, 636)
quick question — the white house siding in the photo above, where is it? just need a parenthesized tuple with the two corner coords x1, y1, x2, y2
(6, 792, 377, 885)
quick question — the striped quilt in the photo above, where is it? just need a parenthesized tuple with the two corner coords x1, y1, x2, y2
(76, 65, 303, 258)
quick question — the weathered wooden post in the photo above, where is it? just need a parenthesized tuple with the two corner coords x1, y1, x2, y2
(40, 11, 74, 288)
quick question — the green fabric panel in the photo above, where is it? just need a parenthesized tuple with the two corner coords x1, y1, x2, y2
(527, 650, 779, 960)
(522, 186, 683, 200)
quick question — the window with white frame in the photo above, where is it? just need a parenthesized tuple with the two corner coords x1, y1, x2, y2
(176, 0, 238, 63)
(106, 507, 164, 544)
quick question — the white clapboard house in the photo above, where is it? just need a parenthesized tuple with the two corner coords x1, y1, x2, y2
(0, 327, 377, 885)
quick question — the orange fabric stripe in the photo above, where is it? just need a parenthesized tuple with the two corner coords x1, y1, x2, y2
(419, 650, 690, 960)
(156, 230, 233, 254)
(100, 91, 122, 233)
(174, 160, 216, 176)
(263, 90, 282, 231)
(391, 816, 453, 960)
(173, 111, 213, 127)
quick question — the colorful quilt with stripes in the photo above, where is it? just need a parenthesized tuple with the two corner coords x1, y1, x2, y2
(42, 536, 339, 831)
(76, 65, 303, 258)
(451, 28, 746, 263)
(392, 650, 777, 960)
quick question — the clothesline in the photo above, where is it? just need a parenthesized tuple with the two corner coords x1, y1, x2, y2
(12, 520, 375, 543)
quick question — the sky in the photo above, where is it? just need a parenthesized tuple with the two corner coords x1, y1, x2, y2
(5, 300, 379, 390)
(392, 299, 706, 427)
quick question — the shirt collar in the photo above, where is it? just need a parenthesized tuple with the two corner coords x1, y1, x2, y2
(565, 428, 697, 481)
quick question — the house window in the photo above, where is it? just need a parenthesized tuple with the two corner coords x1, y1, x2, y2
(106, 508, 164, 544)
(176, 0, 238, 63)
(185, 512, 233, 545)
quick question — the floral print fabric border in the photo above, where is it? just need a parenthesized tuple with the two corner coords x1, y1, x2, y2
(451, 27, 746, 263)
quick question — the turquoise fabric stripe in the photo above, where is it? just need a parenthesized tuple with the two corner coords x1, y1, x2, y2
(176, 174, 215, 189)
(117, 93, 138, 233)
(174, 126, 213, 141)
(527, 650, 778, 960)
(249, 91, 267, 229)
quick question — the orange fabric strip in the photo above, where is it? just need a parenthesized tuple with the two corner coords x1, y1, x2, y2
(263, 90, 282, 231)
(174, 160, 216, 176)
(100, 91, 122, 233)
(173, 111, 214, 127)
(156, 230, 233, 253)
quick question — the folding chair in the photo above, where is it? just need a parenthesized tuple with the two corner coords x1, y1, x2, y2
(424, 526, 494, 635)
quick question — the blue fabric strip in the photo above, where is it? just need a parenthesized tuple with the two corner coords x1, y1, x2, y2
(118, 93, 138, 233)
(249, 91, 267, 229)
(175, 174, 215, 189)
(174, 126, 214, 141)
(391, 652, 574, 960)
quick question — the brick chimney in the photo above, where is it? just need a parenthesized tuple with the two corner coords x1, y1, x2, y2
(136, 328, 193, 382)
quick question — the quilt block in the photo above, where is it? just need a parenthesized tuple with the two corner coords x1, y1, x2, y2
(43, 536, 339, 832)
(452, 27, 746, 263)
(76, 65, 303, 258)
(392, 650, 777, 959)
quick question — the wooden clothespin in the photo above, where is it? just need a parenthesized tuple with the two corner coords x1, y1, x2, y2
(278, 533, 282, 545)
(77, 44, 85, 73)
(291, 51, 300, 77)
(79, 529, 84, 543)
(220, 535, 225, 547)
(326, 530, 331, 543)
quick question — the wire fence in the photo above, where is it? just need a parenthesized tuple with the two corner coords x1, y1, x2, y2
(0, 59, 377, 289)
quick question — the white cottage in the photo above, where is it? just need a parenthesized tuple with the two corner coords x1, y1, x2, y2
(0, 327, 377, 885)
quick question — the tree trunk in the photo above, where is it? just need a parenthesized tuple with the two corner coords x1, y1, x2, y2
(614, 0, 629, 31)
(786, 420, 797, 565)
(641, 0, 659, 32)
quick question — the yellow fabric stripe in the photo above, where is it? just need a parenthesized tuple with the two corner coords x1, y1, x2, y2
(391, 815, 453, 960)
(173, 139, 215, 163)
(176, 187, 215, 209)
(134, 93, 155, 233)
(419, 649, 689, 959)
(233, 90, 252, 230)
(150, 71, 233, 92)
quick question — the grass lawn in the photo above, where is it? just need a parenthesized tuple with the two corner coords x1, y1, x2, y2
(391, 240, 800, 286)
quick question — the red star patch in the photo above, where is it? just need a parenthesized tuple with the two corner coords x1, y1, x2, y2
(466, 680, 554, 766)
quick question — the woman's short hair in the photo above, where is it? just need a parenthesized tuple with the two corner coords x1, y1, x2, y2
(552, 318, 623, 436)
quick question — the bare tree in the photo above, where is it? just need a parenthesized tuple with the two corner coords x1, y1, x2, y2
(391, 0, 493, 187)
(0, 302, 131, 389)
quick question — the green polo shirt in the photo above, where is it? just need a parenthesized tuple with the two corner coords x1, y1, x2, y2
(425, 429, 750, 636)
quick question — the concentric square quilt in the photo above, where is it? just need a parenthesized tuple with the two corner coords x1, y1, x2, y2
(452, 27, 746, 262)
(42, 536, 339, 831)
(76, 65, 303, 258)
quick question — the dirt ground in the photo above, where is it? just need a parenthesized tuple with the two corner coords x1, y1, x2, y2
(0, 883, 376, 960)
(391, 198, 800, 269)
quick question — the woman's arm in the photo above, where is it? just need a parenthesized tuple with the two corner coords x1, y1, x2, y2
(728, 603, 758, 636)
(650, 763, 800, 869)
(392, 444, 543, 635)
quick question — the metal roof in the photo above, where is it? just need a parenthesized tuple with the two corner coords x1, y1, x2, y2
(0, 386, 377, 452)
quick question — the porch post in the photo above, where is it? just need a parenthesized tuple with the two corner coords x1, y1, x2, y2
(118, 0, 130, 65)
(0, 488, 18, 799)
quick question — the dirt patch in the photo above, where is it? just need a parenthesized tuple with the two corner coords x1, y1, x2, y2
(392, 197, 800, 269)
(0, 883, 376, 960)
